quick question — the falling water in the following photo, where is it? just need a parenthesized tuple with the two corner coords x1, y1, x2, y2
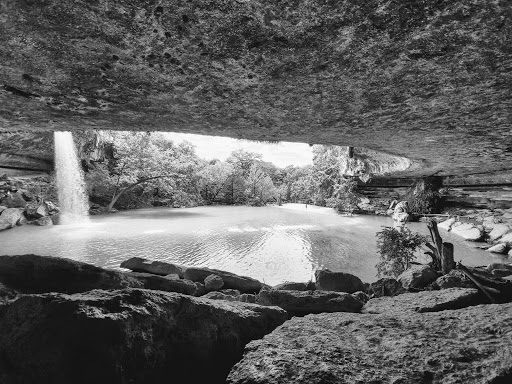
(54, 131, 89, 224)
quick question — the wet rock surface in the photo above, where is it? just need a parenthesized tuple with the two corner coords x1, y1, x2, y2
(0, 289, 288, 384)
(227, 303, 512, 384)
(363, 288, 482, 314)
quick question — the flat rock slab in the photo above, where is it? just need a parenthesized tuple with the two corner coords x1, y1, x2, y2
(0, 254, 142, 293)
(126, 271, 197, 296)
(227, 303, 512, 384)
(0, 288, 287, 384)
(120, 257, 186, 278)
(183, 267, 262, 293)
(257, 289, 363, 316)
(363, 288, 482, 314)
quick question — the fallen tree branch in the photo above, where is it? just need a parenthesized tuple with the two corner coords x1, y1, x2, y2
(457, 262, 496, 304)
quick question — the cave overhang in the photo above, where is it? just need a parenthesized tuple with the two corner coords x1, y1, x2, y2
(0, 0, 511, 178)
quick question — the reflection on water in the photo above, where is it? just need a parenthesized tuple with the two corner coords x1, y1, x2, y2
(0, 205, 506, 285)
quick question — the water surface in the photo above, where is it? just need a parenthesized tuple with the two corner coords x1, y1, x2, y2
(0, 205, 504, 285)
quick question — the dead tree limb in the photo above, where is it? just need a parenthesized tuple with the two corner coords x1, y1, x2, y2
(457, 262, 496, 304)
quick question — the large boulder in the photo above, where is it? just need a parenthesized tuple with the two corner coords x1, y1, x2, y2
(227, 303, 512, 384)
(434, 269, 474, 289)
(437, 217, 456, 231)
(498, 232, 512, 246)
(183, 267, 262, 293)
(0, 207, 23, 231)
(314, 269, 365, 293)
(0, 254, 142, 293)
(120, 257, 186, 278)
(367, 277, 405, 297)
(363, 288, 482, 314)
(489, 223, 511, 242)
(257, 289, 363, 316)
(25, 202, 49, 219)
(450, 222, 483, 241)
(397, 264, 438, 290)
(0, 289, 287, 384)
(126, 272, 197, 296)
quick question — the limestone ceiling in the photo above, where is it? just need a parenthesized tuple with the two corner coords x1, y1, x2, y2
(0, 0, 511, 177)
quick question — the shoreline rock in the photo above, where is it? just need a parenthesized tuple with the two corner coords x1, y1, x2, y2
(0, 289, 287, 384)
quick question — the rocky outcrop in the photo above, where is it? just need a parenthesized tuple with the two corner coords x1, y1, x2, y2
(0, 289, 287, 384)
(363, 288, 482, 314)
(314, 269, 365, 293)
(183, 267, 263, 293)
(434, 269, 474, 289)
(120, 257, 186, 278)
(227, 303, 512, 384)
(0, 254, 141, 294)
(257, 289, 363, 316)
(397, 264, 438, 290)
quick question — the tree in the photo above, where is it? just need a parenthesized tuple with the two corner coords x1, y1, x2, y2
(197, 161, 234, 204)
(375, 227, 427, 278)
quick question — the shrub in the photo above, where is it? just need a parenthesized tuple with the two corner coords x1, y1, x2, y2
(375, 227, 427, 278)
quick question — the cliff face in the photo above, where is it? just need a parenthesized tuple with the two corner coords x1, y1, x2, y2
(0, 131, 110, 175)
(1, 0, 511, 177)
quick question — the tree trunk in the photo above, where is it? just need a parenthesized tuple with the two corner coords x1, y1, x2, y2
(441, 243, 455, 274)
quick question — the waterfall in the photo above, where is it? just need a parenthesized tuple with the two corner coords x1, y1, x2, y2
(54, 131, 90, 224)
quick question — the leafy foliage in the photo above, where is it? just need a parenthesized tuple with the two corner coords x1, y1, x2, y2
(404, 176, 443, 214)
(375, 227, 427, 278)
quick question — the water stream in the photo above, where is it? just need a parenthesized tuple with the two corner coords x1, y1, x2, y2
(0, 205, 504, 285)
(54, 131, 89, 225)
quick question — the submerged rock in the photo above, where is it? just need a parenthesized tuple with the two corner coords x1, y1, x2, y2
(120, 257, 186, 278)
(227, 303, 512, 384)
(0, 254, 141, 294)
(183, 267, 262, 293)
(314, 269, 365, 293)
(397, 264, 438, 290)
(363, 288, 482, 314)
(0, 289, 287, 384)
(257, 289, 362, 316)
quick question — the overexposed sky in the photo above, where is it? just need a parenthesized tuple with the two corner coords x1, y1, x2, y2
(164, 132, 313, 168)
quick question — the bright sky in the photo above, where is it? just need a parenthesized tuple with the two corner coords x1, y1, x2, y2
(163, 132, 313, 168)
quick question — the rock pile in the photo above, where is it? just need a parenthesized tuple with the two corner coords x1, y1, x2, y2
(0, 176, 60, 231)
(1, 254, 511, 383)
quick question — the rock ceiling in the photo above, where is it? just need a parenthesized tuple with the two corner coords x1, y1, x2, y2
(0, 0, 511, 177)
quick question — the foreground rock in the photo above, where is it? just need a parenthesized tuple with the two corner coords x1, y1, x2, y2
(273, 281, 315, 291)
(183, 267, 262, 293)
(120, 257, 186, 278)
(363, 288, 482, 314)
(227, 303, 512, 384)
(367, 277, 405, 297)
(257, 289, 363, 316)
(0, 289, 287, 384)
(314, 269, 365, 293)
(0, 254, 141, 293)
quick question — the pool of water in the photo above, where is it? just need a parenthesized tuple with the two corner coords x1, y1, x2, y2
(0, 204, 505, 285)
